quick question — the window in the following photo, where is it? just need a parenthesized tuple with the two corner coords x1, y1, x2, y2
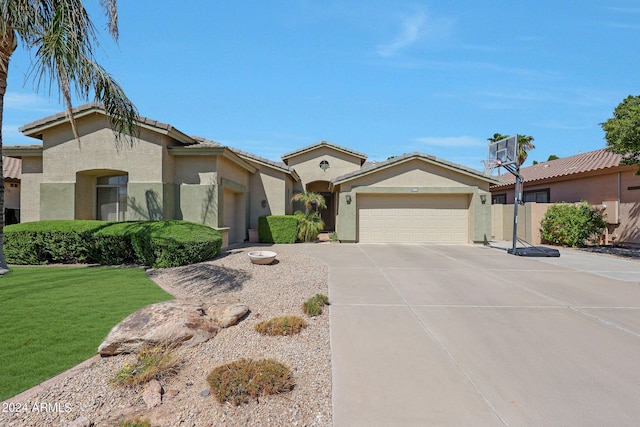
(97, 174, 128, 221)
(523, 188, 550, 203)
(319, 160, 330, 171)
(492, 193, 507, 205)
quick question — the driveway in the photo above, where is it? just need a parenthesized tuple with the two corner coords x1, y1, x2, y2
(279, 243, 640, 427)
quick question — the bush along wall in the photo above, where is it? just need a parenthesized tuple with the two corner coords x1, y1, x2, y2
(4, 220, 223, 268)
(258, 215, 298, 244)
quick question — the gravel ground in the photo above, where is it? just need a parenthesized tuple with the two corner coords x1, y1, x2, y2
(0, 248, 332, 427)
(577, 245, 640, 260)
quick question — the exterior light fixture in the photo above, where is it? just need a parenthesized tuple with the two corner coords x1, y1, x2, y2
(480, 194, 487, 204)
(261, 199, 267, 208)
(345, 194, 352, 204)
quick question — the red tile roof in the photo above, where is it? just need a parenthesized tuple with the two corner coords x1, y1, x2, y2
(491, 148, 626, 188)
(3, 156, 21, 180)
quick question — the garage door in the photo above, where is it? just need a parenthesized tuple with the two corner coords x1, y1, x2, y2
(358, 195, 469, 243)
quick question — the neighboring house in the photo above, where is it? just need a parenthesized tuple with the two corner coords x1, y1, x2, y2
(3, 156, 21, 225)
(490, 148, 640, 246)
(6, 103, 497, 246)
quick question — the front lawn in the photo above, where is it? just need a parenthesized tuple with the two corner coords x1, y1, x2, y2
(0, 266, 173, 401)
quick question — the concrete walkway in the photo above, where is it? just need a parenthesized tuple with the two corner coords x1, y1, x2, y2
(278, 242, 640, 426)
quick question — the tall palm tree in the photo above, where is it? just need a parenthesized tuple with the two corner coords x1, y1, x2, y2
(0, 0, 138, 274)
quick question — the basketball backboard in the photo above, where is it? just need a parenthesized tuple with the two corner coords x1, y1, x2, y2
(488, 135, 518, 166)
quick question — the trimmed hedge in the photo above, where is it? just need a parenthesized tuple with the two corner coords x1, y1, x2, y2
(257, 215, 298, 244)
(4, 220, 222, 268)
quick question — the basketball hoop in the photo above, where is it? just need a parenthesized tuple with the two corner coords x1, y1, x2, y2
(482, 159, 501, 177)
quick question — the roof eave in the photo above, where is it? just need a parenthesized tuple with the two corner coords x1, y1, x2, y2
(332, 154, 498, 186)
(3, 145, 43, 157)
(168, 146, 257, 174)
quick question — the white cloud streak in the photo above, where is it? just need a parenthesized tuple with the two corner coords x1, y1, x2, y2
(4, 92, 59, 112)
(377, 11, 428, 57)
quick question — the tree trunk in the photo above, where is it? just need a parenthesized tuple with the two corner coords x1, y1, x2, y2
(0, 31, 18, 275)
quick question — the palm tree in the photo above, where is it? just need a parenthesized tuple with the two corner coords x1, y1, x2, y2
(291, 191, 327, 242)
(0, 0, 138, 274)
(291, 191, 327, 215)
(516, 135, 535, 166)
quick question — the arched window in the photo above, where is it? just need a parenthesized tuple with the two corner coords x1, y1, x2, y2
(97, 174, 128, 221)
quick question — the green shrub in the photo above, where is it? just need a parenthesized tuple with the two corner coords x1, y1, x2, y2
(258, 215, 298, 244)
(254, 315, 307, 336)
(4, 220, 104, 264)
(540, 201, 607, 247)
(207, 358, 294, 406)
(4, 220, 222, 268)
(303, 294, 329, 317)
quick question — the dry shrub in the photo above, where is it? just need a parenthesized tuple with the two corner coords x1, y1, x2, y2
(207, 358, 294, 406)
(254, 315, 307, 336)
(112, 343, 179, 386)
(303, 294, 329, 317)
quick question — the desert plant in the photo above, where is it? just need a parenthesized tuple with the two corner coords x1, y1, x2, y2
(254, 315, 308, 336)
(303, 294, 329, 317)
(540, 201, 607, 247)
(328, 232, 339, 242)
(207, 358, 294, 406)
(294, 211, 325, 242)
(113, 343, 179, 386)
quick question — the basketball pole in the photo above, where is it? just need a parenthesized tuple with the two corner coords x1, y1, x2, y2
(501, 162, 523, 256)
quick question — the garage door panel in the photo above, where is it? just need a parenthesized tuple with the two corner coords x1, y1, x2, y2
(358, 195, 469, 243)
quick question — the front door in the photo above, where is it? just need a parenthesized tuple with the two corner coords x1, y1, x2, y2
(320, 192, 335, 231)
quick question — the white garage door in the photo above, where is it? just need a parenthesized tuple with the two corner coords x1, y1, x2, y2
(358, 195, 469, 243)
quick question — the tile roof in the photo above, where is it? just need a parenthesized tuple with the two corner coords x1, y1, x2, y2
(491, 148, 625, 188)
(19, 103, 193, 144)
(3, 157, 20, 180)
(281, 140, 368, 163)
(228, 147, 294, 174)
(190, 136, 222, 147)
(332, 152, 498, 184)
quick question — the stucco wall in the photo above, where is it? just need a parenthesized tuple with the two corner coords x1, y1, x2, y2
(42, 114, 164, 183)
(18, 157, 43, 223)
(286, 147, 362, 187)
(494, 169, 640, 205)
(246, 162, 289, 229)
(4, 182, 20, 209)
(338, 159, 492, 192)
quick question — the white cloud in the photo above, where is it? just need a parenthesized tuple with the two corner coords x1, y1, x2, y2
(4, 92, 59, 112)
(377, 11, 428, 57)
(414, 136, 484, 147)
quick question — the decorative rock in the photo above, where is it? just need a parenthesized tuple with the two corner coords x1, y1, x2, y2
(142, 379, 163, 409)
(200, 389, 210, 397)
(207, 302, 249, 328)
(98, 301, 220, 355)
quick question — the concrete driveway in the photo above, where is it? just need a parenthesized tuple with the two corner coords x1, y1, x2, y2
(281, 243, 640, 427)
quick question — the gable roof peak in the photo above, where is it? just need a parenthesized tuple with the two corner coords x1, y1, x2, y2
(281, 141, 368, 164)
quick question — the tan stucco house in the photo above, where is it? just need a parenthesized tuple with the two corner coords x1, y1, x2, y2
(6, 104, 497, 246)
(490, 148, 640, 246)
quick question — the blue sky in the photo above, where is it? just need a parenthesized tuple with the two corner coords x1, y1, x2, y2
(4, 1, 640, 170)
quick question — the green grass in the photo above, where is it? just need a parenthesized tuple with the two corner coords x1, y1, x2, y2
(0, 266, 173, 401)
